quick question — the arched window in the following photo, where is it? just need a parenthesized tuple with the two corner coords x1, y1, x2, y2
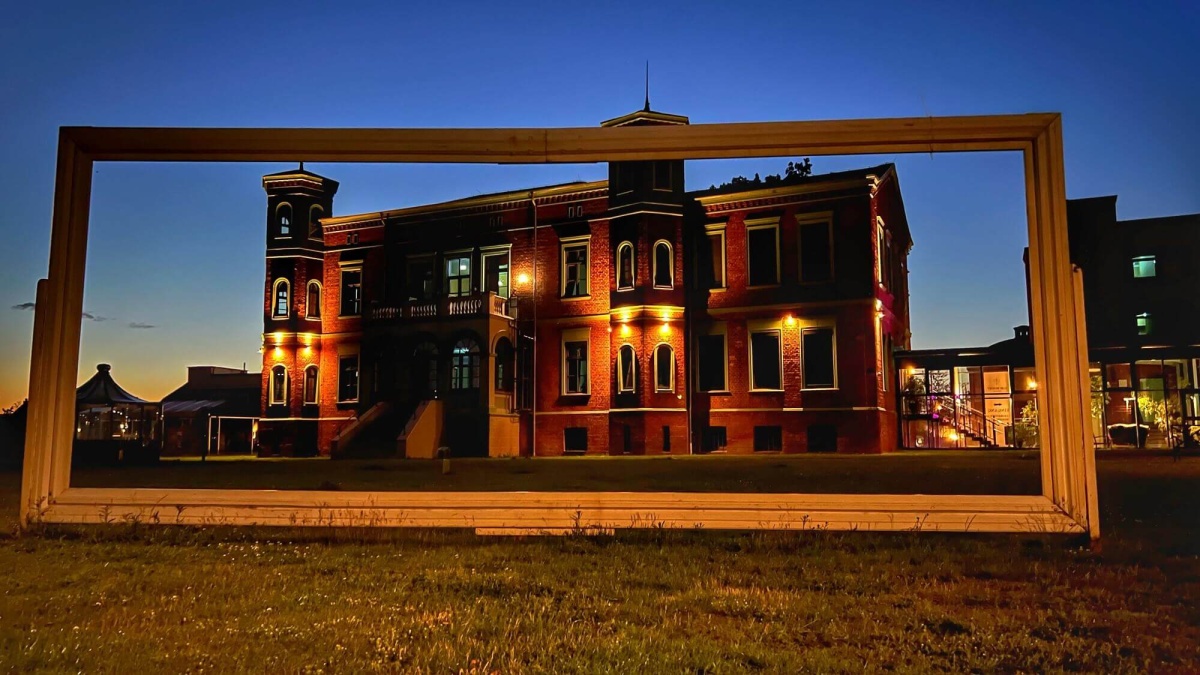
(654, 343, 675, 392)
(451, 338, 481, 390)
(494, 337, 514, 392)
(617, 344, 636, 393)
(616, 241, 635, 290)
(653, 240, 673, 289)
(305, 281, 321, 319)
(309, 204, 324, 239)
(277, 203, 292, 236)
(270, 365, 288, 405)
(272, 279, 290, 318)
(303, 365, 319, 404)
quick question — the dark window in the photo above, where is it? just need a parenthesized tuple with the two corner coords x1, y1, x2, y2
(799, 221, 833, 282)
(616, 242, 634, 290)
(565, 340, 588, 394)
(494, 338, 514, 392)
(662, 426, 671, 452)
(747, 225, 779, 286)
(622, 424, 632, 453)
(653, 161, 672, 190)
(563, 243, 589, 297)
(700, 426, 727, 453)
(697, 334, 727, 391)
(338, 355, 359, 402)
(270, 365, 287, 405)
(655, 343, 674, 391)
(750, 330, 782, 390)
(617, 344, 636, 393)
(445, 255, 471, 298)
(654, 241, 672, 288)
(451, 338, 480, 390)
(277, 203, 292, 236)
(309, 204, 324, 239)
(808, 424, 838, 453)
(564, 427, 588, 454)
(705, 231, 725, 288)
(273, 280, 289, 318)
(303, 367, 318, 404)
(340, 269, 362, 316)
(306, 282, 321, 319)
(802, 327, 836, 389)
(754, 425, 783, 452)
(407, 259, 435, 301)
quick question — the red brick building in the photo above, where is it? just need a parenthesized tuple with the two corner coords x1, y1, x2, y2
(257, 107, 912, 457)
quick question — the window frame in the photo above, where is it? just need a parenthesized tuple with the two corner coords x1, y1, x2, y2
(269, 364, 288, 406)
(339, 266, 363, 317)
(1131, 255, 1156, 279)
(748, 323, 784, 392)
(305, 280, 321, 319)
(800, 322, 838, 391)
(745, 217, 781, 288)
(276, 202, 292, 237)
(653, 342, 675, 393)
(560, 236, 591, 299)
(271, 278, 290, 319)
(480, 246, 511, 299)
(303, 365, 319, 404)
(615, 240, 635, 291)
(338, 353, 360, 403)
(444, 249, 473, 298)
(617, 343, 636, 394)
(308, 204, 324, 239)
(652, 239, 674, 289)
(704, 224, 727, 290)
(561, 327, 590, 395)
(696, 325, 729, 393)
(1136, 312, 1152, 336)
(796, 212, 835, 284)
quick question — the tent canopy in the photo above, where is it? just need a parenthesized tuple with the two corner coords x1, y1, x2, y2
(75, 364, 149, 406)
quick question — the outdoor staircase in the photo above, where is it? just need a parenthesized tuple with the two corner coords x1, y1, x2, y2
(930, 395, 1003, 448)
(397, 399, 444, 459)
(331, 402, 403, 459)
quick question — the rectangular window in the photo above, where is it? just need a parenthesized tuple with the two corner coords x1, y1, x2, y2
(747, 222, 779, 286)
(1132, 255, 1156, 278)
(700, 426, 727, 453)
(445, 254, 471, 298)
(799, 220, 833, 283)
(697, 333, 727, 392)
(338, 355, 359, 402)
(340, 269, 362, 316)
(754, 425, 783, 452)
(802, 327, 836, 389)
(564, 427, 588, 454)
(407, 257, 435, 301)
(1137, 313, 1152, 336)
(750, 329, 782, 391)
(705, 230, 726, 289)
(807, 424, 837, 453)
(561, 241, 589, 298)
(662, 425, 671, 453)
(483, 251, 510, 298)
(563, 331, 589, 394)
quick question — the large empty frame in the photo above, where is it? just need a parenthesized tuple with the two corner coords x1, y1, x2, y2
(21, 114, 1100, 539)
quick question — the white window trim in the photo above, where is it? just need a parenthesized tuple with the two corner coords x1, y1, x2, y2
(745, 217, 781, 288)
(796, 211, 835, 284)
(560, 235, 591, 300)
(305, 280, 322, 319)
(652, 239, 674, 289)
(876, 216, 887, 290)
(617, 343, 636, 393)
(653, 342, 675, 392)
(338, 267, 363, 319)
(276, 202, 292, 237)
(615, 240, 636, 291)
(561, 327, 590, 395)
(748, 320, 784, 392)
(705, 225, 727, 290)
(309, 204, 325, 239)
(272, 278, 290, 319)
(303, 365, 319, 404)
(480, 247, 512, 298)
(338, 354, 360, 403)
(696, 323, 729, 393)
(269, 365, 288, 405)
(800, 320, 839, 391)
(443, 248, 474, 298)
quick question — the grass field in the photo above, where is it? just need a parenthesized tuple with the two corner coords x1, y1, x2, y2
(3, 454, 1200, 673)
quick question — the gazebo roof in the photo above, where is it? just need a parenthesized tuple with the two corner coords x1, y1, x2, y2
(76, 364, 150, 406)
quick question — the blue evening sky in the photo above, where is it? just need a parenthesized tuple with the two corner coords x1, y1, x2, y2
(0, 1, 1196, 404)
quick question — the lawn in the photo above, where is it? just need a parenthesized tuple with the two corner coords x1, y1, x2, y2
(2, 454, 1199, 673)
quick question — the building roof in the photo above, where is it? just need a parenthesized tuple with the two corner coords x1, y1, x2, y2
(689, 163, 897, 200)
(75, 364, 150, 406)
(599, 107, 690, 127)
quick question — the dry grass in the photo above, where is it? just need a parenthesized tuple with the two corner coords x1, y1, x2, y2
(2, 454, 1199, 673)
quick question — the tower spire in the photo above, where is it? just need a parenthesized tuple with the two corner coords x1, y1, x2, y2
(299, 161, 305, 172)
(644, 61, 650, 111)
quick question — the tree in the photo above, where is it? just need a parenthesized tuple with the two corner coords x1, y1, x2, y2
(710, 158, 813, 190)
(786, 158, 812, 178)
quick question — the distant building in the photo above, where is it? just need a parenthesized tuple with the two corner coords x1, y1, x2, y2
(161, 366, 260, 456)
(896, 197, 1200, 450)
(256, 107, 913, 457)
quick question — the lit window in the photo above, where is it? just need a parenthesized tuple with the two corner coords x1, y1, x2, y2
(1136, 313, 1152, 336)
(451, 338, 480, 390)
(802, 326, 836, 389)
(270, 365, 287, 405)
(562, 241, 589, 298)
(483, 251, 510, 298)
(563, 332, 589, 394)
(338, 355, 359, 402)
(1132, 255, 1156, 278)
(340, 269, 362, 316)
(303, 366, 318, 404)
(445, 254, 472, 298)
(750, 329, 782, 390)
(616, 241, 635, 290)
(697, 333, 727, 391)
(272, 279, 289, 318)
(653, 241, 673, 288)
(617, 344, 636, 393)
(305, 281, 321, 319)
(747, 221, 779, 286)
(654, 343, 675, 392)
(277, 203, 292, 236)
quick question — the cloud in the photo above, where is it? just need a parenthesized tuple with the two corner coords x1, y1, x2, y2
(82, 312, 110, 322)
(11, 302, 35, 311)
(11, 303, 116, 323)
(127, 322, 156, 329)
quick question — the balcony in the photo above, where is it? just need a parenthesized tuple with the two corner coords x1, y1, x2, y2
(369, 291, 512, 322)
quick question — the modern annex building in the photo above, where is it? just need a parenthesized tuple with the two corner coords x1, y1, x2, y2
(256, 107, 913, 457)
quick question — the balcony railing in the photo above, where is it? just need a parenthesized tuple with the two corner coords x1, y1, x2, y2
(369, 291, 512, 321)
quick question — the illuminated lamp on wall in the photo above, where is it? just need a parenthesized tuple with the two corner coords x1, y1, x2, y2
(620, 324, 632, 337)
(659, 323, 670, 336)
(516, 272, 531, 286)
(784, 314, 796, 327)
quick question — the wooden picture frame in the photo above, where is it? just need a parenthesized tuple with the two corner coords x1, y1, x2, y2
(20, 114, 1100, 539)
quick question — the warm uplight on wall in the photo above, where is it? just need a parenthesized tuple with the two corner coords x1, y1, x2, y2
(272, 331, 285, 345)
(784, 314, 796, 327)
(659, 323, 671, 336)
(517, 272, 531, 285)
(1028, 378, 1038, 390)
(661, 310, 671, 321)
(620, 324, 632, 337)
(621, 310, 632, 323)
(272, 347, 284, 359)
